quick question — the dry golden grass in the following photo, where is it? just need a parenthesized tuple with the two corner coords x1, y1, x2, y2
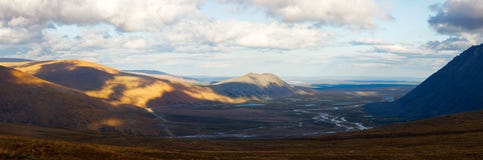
(0, 111, 482, 160)
(85, 75, 175, 107)
(0, 128, 481, 160)
(0, 135, 202, 160)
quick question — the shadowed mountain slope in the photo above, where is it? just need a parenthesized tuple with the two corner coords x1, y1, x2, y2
(211, 73, 300, 99)
(364, 44, 483, 120)
(0, 66, 167, 136)
(0, 60, 245, 108)
(0, 58, 32, 62)
(123, 69, 199, 84)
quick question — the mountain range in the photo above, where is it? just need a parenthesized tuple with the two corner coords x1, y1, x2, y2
(0, 60, 248, 107)
(0, 59, 308, 136)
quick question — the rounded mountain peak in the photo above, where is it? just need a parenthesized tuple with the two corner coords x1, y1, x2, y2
(218, 72, 288, 88)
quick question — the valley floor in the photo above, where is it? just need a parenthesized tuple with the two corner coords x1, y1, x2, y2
(150, 85, 414, 138)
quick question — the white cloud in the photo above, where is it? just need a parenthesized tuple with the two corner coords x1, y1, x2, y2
(373, 44, 428, 55)
(162, 19, 330, 51)
(429, 0, 483, 35)
(123, 38, 148, 49)
(0, 0, 202, 32)
(0, 17, 44, 44)
(24, 45, 43, 57)
(342, 52, 406, 63)
(197, 61, 232, 68)
(351, 38, 390, 46)
(414, 58, 451, 70)
(7, 16, 32, 27)
(235, 22, 327, 49)
(353, 62, 390, 68)
(425, 36, 471, 51)
(0, 26, 37, 43)
(223, 0, 392, 29)
(0, 0, 336, 52)
(37, 26, 160, 59)
(352, 38, 429, 55)
(428, 0, 483, 50)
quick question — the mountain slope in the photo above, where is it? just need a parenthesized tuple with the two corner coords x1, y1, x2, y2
(364, 44, 483, 120)
(211, 73, 298, 99)
(0, 60, 244, 107)
(0, 66, 167, 136)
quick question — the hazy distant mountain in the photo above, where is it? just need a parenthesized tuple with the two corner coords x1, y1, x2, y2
(0, 58, 32, 62)
(189, 76, 233, 84)
(0, 66, 167, 136)
(364, 44, 483, 120)
(123, 69, 198, 84)
(0, 60, 243, 107)
(124, 70, 170, 75)
(211, 72, 299, 99)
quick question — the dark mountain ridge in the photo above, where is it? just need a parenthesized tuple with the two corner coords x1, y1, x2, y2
(364, 44, 483, 120)
(123, 69, 199, 82)
(0, 58, 32, 62)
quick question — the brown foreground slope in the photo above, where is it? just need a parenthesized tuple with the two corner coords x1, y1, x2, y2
(0, 66, 167, 136)
(0, 110, 481, 160)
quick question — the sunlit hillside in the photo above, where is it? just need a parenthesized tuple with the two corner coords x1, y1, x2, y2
(211, 72, 311, 98)
(0, 60, 246, 108)
(0, 66, 167, 136)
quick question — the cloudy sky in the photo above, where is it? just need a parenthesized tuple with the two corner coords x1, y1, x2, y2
(0, 0, 482, 79)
